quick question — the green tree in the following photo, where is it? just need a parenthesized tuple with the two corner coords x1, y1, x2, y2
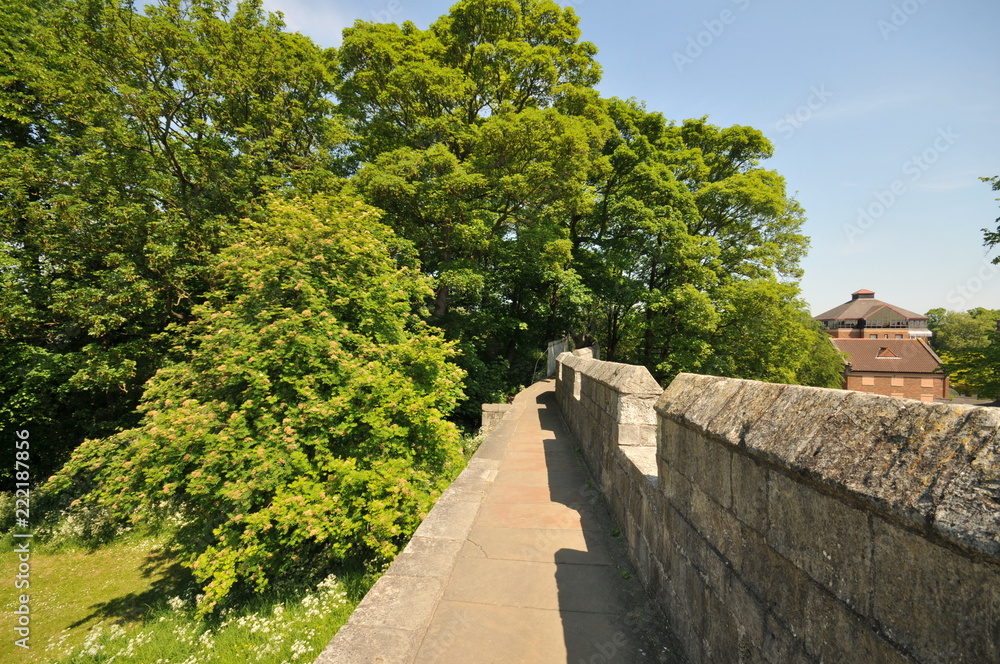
(703, 279, 844, 387)
(927, 307, 1000, 397)
(926, 307, 1000, 355)
(570, 99, 718, 372)
(336, 0, 612, 417)
(983, 175, 1000, 261)
(941, 338, 1000, 400)
(570, 100, 831, 383)
(0, 0, 341, 479)
(46, 196, 465, 612)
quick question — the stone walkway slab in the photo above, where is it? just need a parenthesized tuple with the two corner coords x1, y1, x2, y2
(316, 379, 682, 664)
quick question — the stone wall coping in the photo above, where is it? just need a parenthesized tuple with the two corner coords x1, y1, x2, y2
(656, 372, 1000, 560)
(556, 352, 662, 396)
(314, 381, 543, 663)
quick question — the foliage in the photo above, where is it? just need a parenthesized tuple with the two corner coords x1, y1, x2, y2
(940, 337, 1000, 400)
(337, 8, 839, 398)
(570, 99, 836, 385)
(928, 307, 1000, 397)
(702, 279, 845, 388)
(0, 0, 342, 482)
(337, 0, 612, 415)
(46, 196, 465, 612)
(926, 307, 1000, 355)
(983, 175, 1000, 262)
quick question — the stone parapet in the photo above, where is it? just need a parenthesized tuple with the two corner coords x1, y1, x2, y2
(554, 355, 1000, 664)
(480, 403, 511, 434)
(555, 352, 661, 498)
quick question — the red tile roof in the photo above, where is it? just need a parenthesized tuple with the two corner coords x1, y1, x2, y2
(814, 297, 926, 322)
(831, 339, 943, 374)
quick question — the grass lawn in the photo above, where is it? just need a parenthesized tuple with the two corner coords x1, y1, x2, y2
(0, 534, 372, 663)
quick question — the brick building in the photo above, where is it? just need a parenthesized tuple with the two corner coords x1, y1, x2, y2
(814, 290, 948, 402)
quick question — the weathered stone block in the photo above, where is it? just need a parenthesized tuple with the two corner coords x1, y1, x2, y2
(702, 584, 741, 664)
(619, 393, 659, 426)
(662, 423, 704, 484)
(798, 584, 908, 664)
(935, 426, 1000, 558)
(346, 574, 445, 632)
(762, 614, 815, 664)
(766, 470, 873, 614)
(315, 625, 421, 664)
(616, 421, 656, 447)
(689, 484, 743, 571)
(662, 462, 693, 520)
(480, 403, 511, 434)
(693, 435, 734, 509)
(872, 517, 1000, 664)
(738, 529, 812, 629)
(721, 569, 766, 652)
(731, 451, 768, 534)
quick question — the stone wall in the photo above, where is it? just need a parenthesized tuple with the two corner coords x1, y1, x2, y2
(480, 403, 511, 434)
(555, 355, 1000, 664)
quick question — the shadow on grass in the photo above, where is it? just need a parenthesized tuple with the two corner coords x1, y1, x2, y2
(68, 544, 379, 630)
(68, 546, 195, 628)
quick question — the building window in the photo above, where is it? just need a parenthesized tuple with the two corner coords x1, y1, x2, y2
(891, 377, 905, 387)
(869, 334, 878, 339)
(920, 395, 934, 402)
(862, 376, 875, 386)
(921, 378, 934, 388)
(895, 334, 903, 339)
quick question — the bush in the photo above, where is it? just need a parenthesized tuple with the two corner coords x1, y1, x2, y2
(46, 196, 465, 613)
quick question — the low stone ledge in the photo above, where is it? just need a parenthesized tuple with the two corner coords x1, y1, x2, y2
(480, 403, 511, 434)
(315, 381, 533, 664)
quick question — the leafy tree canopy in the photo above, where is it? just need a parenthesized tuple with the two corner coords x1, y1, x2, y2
(983, 175, 1000, 261)
(927, 307, 1000, 398)
(46, 196, 465, 612)
(0, 0, 343, 477)
(8, 0, 847, 612)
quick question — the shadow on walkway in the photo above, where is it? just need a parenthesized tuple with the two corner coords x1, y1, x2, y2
(532, 390, 680, 664)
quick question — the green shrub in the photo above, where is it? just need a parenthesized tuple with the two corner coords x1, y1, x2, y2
(46, 196, 465, 613)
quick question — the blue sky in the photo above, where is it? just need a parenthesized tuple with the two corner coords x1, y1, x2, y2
(261, 0, 1000, 316)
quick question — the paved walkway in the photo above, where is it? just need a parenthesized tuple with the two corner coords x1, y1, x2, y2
(318, 379, 680, 664)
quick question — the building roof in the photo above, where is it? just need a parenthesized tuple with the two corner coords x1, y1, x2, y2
(831, 339, 943, 374)
(813, 290, 927, 322)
